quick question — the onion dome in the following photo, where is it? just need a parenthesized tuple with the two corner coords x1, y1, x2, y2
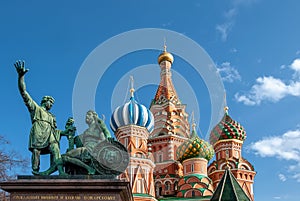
(158, 44, 174, 64)
(110, 87, 154, 133)
(176, 126, 214, 162)
(209, 107, 246, 146)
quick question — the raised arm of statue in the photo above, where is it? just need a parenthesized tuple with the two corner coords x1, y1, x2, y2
(14, 61, 36, 112)
(14, 61, 28, 93)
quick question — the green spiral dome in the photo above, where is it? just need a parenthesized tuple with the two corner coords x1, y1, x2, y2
(176, 130, 214, 162)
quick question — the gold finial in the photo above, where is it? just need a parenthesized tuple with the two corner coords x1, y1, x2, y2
(130, 76, 135, 97)
(191, 111, 196, 131)
(157, 38, 174, 64)
(224, 92, 229, 114)
(224, 106, 229, 114)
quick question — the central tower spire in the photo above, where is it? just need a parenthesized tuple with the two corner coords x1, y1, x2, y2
(148, 44, 191, 197)
(150, 44, 190, 138)
(153, 44, 179, 105)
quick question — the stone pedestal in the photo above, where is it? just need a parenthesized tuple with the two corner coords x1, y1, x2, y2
(0, 176, 133, 201)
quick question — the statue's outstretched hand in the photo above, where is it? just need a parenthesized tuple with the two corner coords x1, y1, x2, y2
(14, 60, 29, 77)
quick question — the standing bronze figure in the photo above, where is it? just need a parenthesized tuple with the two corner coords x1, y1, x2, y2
(14, 60, 68, 175)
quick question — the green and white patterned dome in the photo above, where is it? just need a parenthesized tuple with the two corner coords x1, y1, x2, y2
(209, 107, 246, 145)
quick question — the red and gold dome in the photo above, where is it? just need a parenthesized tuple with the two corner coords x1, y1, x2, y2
(176, 130, 214, 162)
(209, 107, 246, 145)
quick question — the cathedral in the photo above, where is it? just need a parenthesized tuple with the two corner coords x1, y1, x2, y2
(109, 46, 256, 201)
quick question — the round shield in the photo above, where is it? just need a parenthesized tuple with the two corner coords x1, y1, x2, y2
(91, 139, 129, 175)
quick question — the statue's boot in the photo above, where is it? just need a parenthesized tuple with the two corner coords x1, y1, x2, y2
(57, 165, 68, 176)
(56, 158, 68, 176)
(87, 167, 96, 175)
(37, 164, 57, 176)
(32, 170, 41, 175)
(37, 158, 68, 176)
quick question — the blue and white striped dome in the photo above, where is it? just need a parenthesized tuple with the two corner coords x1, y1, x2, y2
(110, 94, 154, 133)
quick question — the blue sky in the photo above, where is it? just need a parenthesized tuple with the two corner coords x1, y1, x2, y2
(1, 1, 300, 200)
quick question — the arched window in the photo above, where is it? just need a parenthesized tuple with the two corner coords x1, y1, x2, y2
(137, 179, 144, 193)
(236, 150, 239, 158)
(155, 182, 162, 197)
(191, 164, 194, 172)
(136, 137, 139, 148)
(165, 181, 171, 191)
(159, 153, 163, 162)
(174, 181, 178, 191)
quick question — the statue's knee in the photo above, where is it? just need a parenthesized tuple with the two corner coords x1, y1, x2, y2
(32, 149, 40, 156)
(50, 143, 60, 152)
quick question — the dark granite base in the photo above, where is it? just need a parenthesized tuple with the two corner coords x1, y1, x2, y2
(0, 176, 133, 201)
(17, 175, 116, 180)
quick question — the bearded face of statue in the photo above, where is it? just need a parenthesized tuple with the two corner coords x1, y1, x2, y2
(85, 111, 95, 125)
(44, 100, 53, 110)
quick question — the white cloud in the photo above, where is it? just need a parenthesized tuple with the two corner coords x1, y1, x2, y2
(292, 173, 300, 182)
(162, 21, 172, 27)
(249, 130, 300, 182)
(278, 173, 287, 182)
(290, 58, 300, 72)
(217, 62, 241, 83)
(234, 94, 256, 106)
(216, 0, 256, 41)
(224, 8, 238, 19)
(280, 64, 286, 69)
(216, 23, 234, 42)
(216, 7, 237, 42)
(235, 76, 300, 105)
(230, 48, 238, 53)
(290, 59, 300, 80)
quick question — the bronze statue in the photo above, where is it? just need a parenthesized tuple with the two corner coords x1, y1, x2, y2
(62, 110, 129, 176)
(64, 117, 76, 153)
(63, 110, 111, 175)
(15, 61, 129, 176)
(39, 110, 128, 176)
(14, 60, 70, 175)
